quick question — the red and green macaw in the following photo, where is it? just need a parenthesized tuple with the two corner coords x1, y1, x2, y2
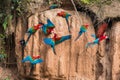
(96, 22, 108, 38)
(86, 34, 108, 48)
(22, 55, 43, 66)
(75, 24, 89, 41)
(20, 23, 43, 47)
(57, 11, 71, 33)
(49, 4, 59, 9)
(43, 33, 71, 55)
(41, 19, 55, 35)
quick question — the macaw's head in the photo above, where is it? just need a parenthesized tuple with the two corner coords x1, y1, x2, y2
(57, 11, 66, 17)
(84, 24, 89, 29)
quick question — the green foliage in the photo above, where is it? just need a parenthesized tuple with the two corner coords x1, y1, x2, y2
(2, 15, 13, 31)
(4, 77, 10, 80)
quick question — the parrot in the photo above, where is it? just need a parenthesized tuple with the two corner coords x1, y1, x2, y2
(22, 55, 43, 65)
(75, 24, 89, 41)
(96, 22, 108, 38)
(49, 4, 59, 9)
(57, 11, 71, 33)
(43, 33, 71, 55)
(86, 34, 108, 48)
(41, 19, 55, 35)
(20, 23, 43, 47)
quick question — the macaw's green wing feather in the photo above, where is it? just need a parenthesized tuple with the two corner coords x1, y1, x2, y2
(55, 35, 71, 45)
(32, 59, 43, 65)
(22, 55, 33, 63)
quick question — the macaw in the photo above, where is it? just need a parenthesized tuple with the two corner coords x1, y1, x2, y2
(96, 22, 108, 38)
(22, 55, 43, 65)
(41, 19, 55, 35)
(86, 34, 108, 48)
(57, 11, 71, 33)
(20, 23, 43, 47)
(43, 33, 71, 55)
(75, 24, 89, 41)
(49, 4, 59, 9)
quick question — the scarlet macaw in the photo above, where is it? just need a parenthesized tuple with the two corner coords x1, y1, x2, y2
(43, 33, 71, 55)
(57, 11, 71, 33)
(75, 24, 89, 41)
(22, 55, 43, 65)
(86, 34, 108, 48)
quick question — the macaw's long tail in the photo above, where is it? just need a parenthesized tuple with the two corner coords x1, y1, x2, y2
(65, 18, 71, 33)
(86, 42, 95, 48)
(25, 33, 32, 46)
(55, 35, 71, 45)
(51, 45, 56, 55)
(75, 34, 81, 41)
(22, 55, 32, 63)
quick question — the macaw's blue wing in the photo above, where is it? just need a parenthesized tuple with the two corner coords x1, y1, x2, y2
(47, 19, 55, 28)
(55, 35, 71, 45)
(22, 55, 33, 63)
(43, 38, 55, 46)
(31, 59, 43, 65)
(86, 38, 99, 48)
(42, 19, 55, 35)
(43, 38, 56, 54)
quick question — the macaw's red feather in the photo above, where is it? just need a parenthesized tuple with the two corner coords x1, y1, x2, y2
(96, 23, 108, 38)
(47, 27, 54, 34)
(99, 35, 108, 42)
(34, 24, 43, 30)
(57, 11, 66, 17)
(52, 33, 61, 41)
(32, 55, 40, 59)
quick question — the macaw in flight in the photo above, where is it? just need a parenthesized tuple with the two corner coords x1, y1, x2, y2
(20, 23, 43, 47)
(41, 19, 55, 35)
(43, 33, 71, 55)
(75, 24, 89, 41)
(49, 4, 59, 9)
(22, 55, 43, 66)
(86, 34, 108, 48)
(57, 11, 71, 33)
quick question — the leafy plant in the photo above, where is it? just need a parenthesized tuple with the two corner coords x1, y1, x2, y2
(2, 15, 13, 31)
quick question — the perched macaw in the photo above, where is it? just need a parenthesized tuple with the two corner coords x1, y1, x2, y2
(20, 23, 43, 47)
(57, 11, 71, 33)
(49, 4, 59, 9)
(41, 19, 55, 35)
(22, 55, 43, 66)
(86, 34, 108, 48)
(96, 22, 108, 38)
(43, 33, 71, 55)
(32, 55, 40, 59)
(75, 24, 89, 41)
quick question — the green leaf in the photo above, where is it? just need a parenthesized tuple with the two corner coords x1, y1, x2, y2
(81, 0, 90, 4)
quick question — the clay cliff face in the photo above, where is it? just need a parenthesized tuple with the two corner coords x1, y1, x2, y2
(15, 9, 120, 80)
(15, 9, 98, 80)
